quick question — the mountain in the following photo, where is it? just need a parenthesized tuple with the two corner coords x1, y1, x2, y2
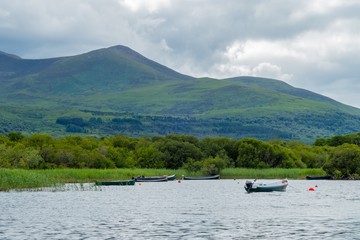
(1, 45, 360, 143)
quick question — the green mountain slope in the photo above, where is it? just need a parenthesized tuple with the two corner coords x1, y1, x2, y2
(1, 45, 360, 142)
(0, 45, 193, 104)
(227, 76, 358, 114)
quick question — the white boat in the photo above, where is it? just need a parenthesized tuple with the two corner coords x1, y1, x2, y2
(244, 179, 288, 193)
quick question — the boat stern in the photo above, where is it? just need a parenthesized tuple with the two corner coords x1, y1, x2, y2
(244, 180, 253, 193)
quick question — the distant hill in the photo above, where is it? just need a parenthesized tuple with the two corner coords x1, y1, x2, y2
(1, 45, 360, 143)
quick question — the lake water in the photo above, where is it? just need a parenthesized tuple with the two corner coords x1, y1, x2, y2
(1, 179, 360, 239)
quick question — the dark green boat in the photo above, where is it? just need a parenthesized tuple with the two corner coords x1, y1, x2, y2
(183, 174, 220, 180)
(306, 175, 332, 180)
(134, 174, 176, 182)
(95, 179, 136, 186)
(166, 174, 176, 181)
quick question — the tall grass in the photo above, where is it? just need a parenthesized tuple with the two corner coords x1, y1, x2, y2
(0, 168, 185, 191)
(0, 169, 59, 191)
(0, 168, 326, 191)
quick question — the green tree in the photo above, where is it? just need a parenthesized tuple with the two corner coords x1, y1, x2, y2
(0, 143, 42, 169)
(7, 132, 24, 142)
(105, 146, 136, 168)
(236, 138, 269, 168)
(111, 135, 137, 149)
(135, 145, 166, 168)
(0, 134, 10, 145)
(0, 144, 11, 168)
(236, 138, 303, 168)
(39, 145, 58, 168)
(155, 138, 203, 169)
(328, 135, 348, 147)
(87, 149, 116, 168)
(323, 144, 360, 179)
(200, 137, 237, 166)
(164, 134, 201, 148)
(182, 158, 203, 173)
(314, 133, 360, 147)
(285, 141, 328, 168)
(201, 156, 227, 175)
(24, 134, 52, 149)
(313, 138, 328, 146)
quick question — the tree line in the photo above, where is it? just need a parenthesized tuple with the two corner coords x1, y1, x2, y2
(1, 132, 360, 179)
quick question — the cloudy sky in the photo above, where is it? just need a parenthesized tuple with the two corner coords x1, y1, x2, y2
(1, 0, 360, 108)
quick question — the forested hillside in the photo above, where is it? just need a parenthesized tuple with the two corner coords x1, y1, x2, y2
(1, 45, 360, 142)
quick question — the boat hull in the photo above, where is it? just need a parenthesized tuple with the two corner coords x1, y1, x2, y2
(183, 175, 220, 180)
(246, 184, 288, 193)
(306, 175, 332, 180)
(135, 176, 168, 182)
(166, 174, 176, 181)
(95, 179, 136, 186)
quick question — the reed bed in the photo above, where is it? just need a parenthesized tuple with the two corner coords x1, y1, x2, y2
(0, 168, 184, 191)
(0, 167, 326, 191)
(0, 169, 59, 191)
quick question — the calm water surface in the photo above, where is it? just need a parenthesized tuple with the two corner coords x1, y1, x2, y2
(1, 180, 360, 239)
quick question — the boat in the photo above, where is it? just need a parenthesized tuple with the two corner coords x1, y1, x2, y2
(244, 179, 288, 193)
(166, 174, 176, 181)
(183, 174, 220, 180)
(306, 175, 332, 180)
(135, 175, 168, 182)
(134, 174, 176, 182)
(95, 179, 135, 186)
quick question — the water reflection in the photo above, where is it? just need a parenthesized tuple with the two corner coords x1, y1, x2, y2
(1, 180, 360, 239)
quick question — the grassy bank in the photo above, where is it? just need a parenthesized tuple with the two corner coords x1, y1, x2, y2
(0, 168, 186, 191)
(0, 168, 326, 191)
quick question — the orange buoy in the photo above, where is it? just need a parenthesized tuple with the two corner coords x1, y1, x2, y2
(309, 187, 315, 191)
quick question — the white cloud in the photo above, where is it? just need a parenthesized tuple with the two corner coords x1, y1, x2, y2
(160, 38, 173, 52)
(290, 0, 360, 21)
(119, 0, 170, 13)
(253, 63, 293, 81)
(209, 40, 297, 80)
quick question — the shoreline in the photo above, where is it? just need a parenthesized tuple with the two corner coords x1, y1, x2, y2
(0, 168, 326, 191)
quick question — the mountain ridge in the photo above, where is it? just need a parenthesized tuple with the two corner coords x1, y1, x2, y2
(0, 45, 359, 142)
(225, 76, 357, 113)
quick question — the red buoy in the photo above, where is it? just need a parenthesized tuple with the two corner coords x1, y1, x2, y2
(309, 187, 315, 191)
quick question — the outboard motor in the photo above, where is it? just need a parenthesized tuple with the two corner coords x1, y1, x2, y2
(244, 180, 253, 192)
